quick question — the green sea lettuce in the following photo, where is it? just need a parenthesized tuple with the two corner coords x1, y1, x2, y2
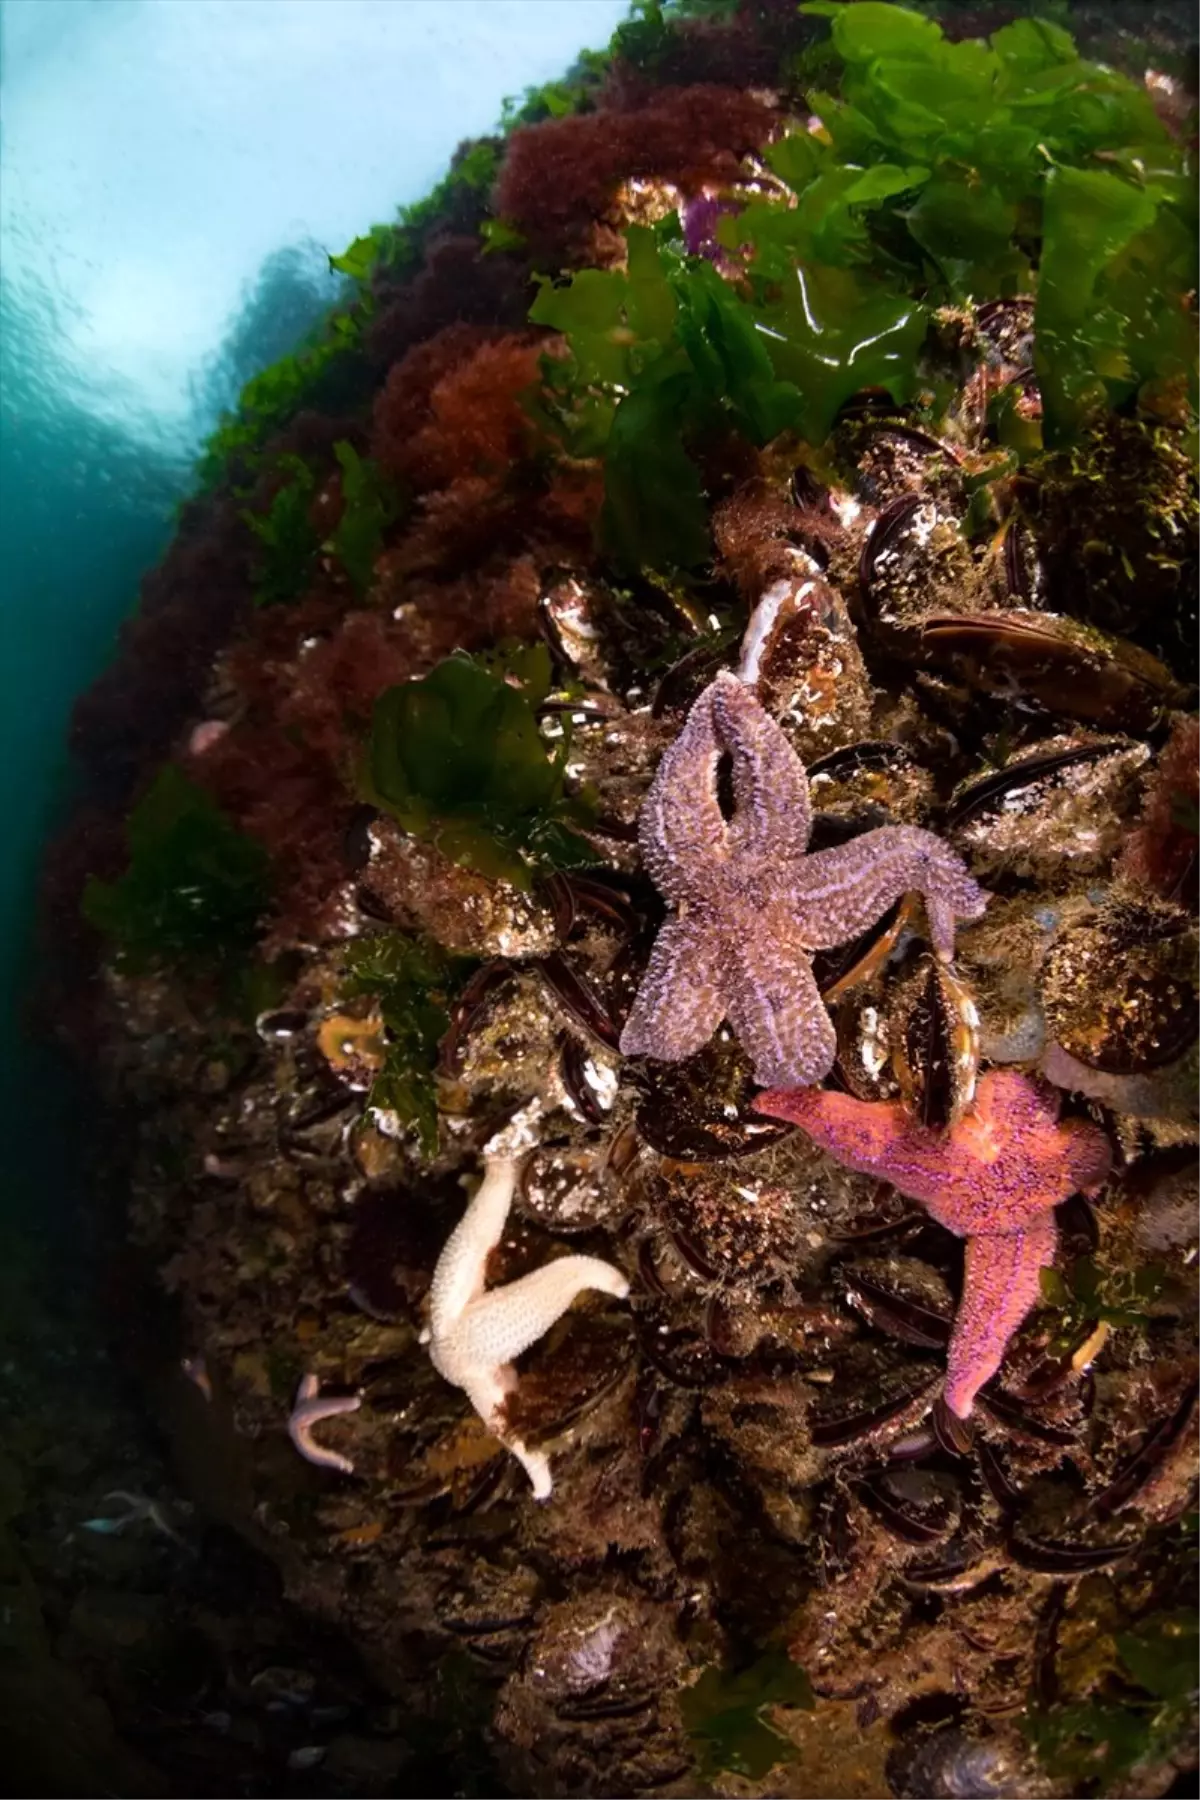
(1039, 1253, 1168, 1336)
(681, 1648, 814, 1780)
(326, 441, 405, 596)
(366, 645, 596, 888)
(241, 454, 320, 606)
(82, 767, 271, 972)
(796, 0, 1194, 441)
(531, 223, 808, 568)
(529, 3, 1193, 571)
(1023, 1607, 1199, 1789)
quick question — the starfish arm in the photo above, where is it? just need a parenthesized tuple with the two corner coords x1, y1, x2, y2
(755, 1084, 916, 1169)
(709, 671, 811, 859)
(460, 1366, 554, 1500)
(790, 827, 988, 957)
(428, 1155, 520, 1339)
(288, 1393, 362, 1474)
(726, 921, 837, 1088)
(447, 1256, 629, 1375)
(944, 1215, 1057, 1418)
(638, 682, 728, 903)
(620, 910, 728, 1063)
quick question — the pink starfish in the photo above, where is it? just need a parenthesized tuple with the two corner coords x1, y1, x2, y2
(288, 1373, 362, 1474)
(753, 1071, 1111, 1418)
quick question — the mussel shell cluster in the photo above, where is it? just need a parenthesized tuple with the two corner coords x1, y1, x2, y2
(86, 277, 1197, 1800)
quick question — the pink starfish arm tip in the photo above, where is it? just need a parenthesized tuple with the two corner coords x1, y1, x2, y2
(943, 1215, 1057, 1419)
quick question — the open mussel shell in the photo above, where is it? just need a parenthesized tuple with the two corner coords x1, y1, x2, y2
(1041, 901, 1199, 1074)
(633, 1028, 793, 1162)
(833, 989, 900, 1103)
(817, 884, 921, 1012)
(538, 573, 614, 689)
(920, 609, 1189, 732)
(889, 953, 980, 1130)
(945, 736, 1149, 881)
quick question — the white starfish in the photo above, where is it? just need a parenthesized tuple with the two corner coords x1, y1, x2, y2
(421, 1153, 630, 1499)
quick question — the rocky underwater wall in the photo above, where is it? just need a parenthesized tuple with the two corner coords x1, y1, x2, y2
(11, 1, 1200, 1796)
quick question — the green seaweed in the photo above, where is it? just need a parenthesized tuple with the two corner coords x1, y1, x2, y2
(796, 1, 1194, 442)
(196, 139, 502, 487)
(1039, 1254, 1169, 1338)
(612, 0, 740, 72)
(479, 217, 528, 256)
(681, 1648, 814, 1780)
(326, 441, 405, 596)
(241, 454, 320, 606)
(528, 1, 1194, 573)
(340, 933, 472, 1154)
(196, 0, 1194, 506)
(82, 767, 271, 974)
(241, 441, 404, 603)
(530, 222, 810, 568)
(1023, 1610, 1198, 1790)
(334, 139, 503, 291)
(196, 319, 363, 490)
(366, 645, 597, 889)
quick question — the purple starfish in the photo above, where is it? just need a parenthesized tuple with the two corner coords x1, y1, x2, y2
(754, 1071, 1112, 1416)
(620, 672, 988, 1088)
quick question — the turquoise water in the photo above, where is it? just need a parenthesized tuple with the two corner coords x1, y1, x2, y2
(0, 0, 629, 1213)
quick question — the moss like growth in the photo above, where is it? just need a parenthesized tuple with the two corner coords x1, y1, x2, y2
(340, 932, 472, 1153)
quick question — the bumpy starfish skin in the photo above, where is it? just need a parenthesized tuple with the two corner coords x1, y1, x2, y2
(753, 1070, 1111, 1417)
(621, 672, 989, 1087)
(422, 1155, 630, 1499)
(946, 1219, 1058, 1417)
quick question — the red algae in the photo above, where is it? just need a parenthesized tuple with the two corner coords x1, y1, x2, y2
(494, 84, 776, 243)
(373, 332, 548, 491)
(713, 480, 843, 601)
(366, 234, 531, 372)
